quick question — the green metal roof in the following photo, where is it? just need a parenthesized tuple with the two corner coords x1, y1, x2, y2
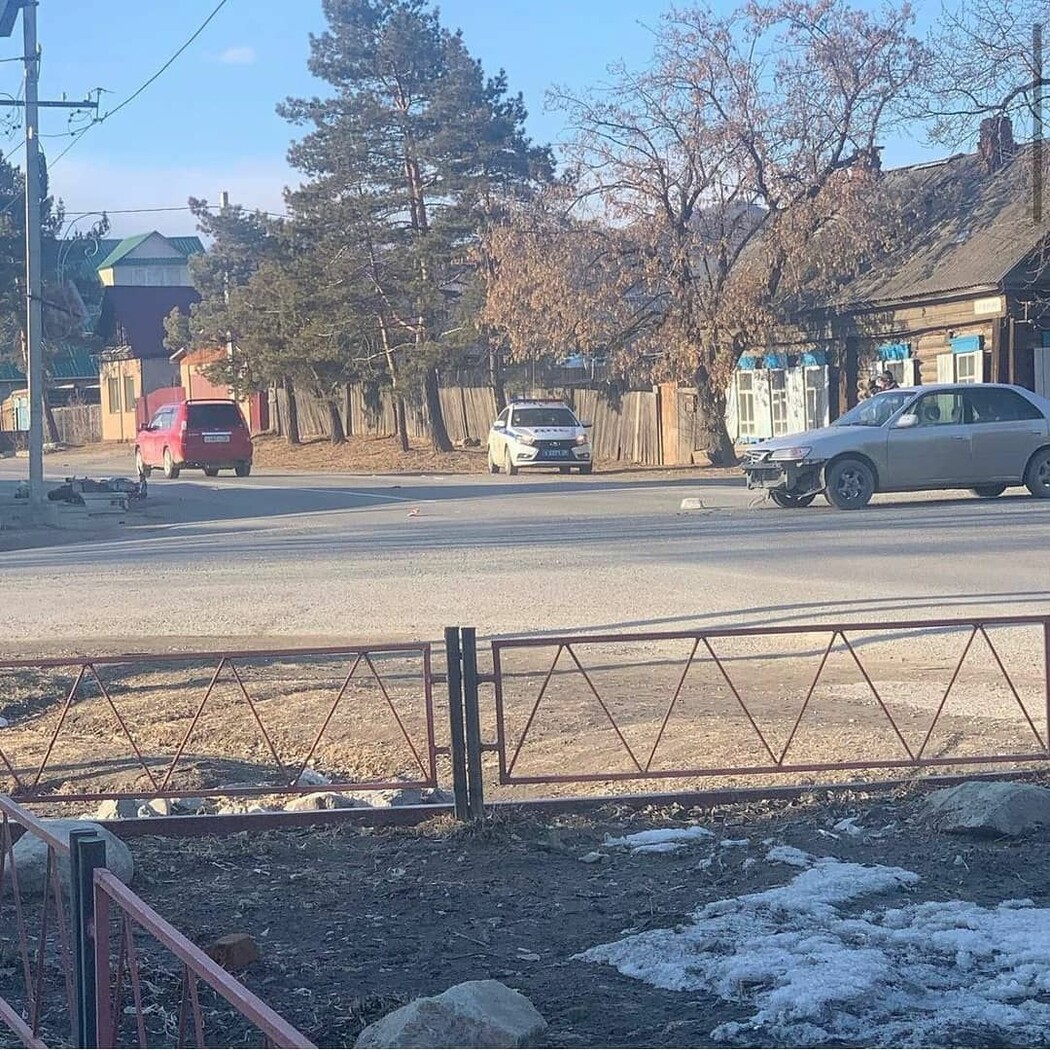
(96, 233, 153, 270)
(0, 346, 97, 384)
(169, 236, 205, 257)
(95, 232, 204, 271)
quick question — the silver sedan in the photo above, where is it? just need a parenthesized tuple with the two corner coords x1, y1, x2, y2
(742, 383, 1050, 509)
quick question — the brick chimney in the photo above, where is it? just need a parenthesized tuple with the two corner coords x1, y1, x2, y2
(978, 115, 1015, 174)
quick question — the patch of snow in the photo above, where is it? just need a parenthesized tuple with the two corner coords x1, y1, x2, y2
(832, 817, 864, 837)
(719, 838, 750, 849)
(577, 858, 1050, 1045)
(605, 827, 713, 849)
(631, 842, 685, 855)
(766, 845, 815, 868)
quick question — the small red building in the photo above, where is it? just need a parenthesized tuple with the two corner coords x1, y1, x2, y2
(168, 346, 269, 433)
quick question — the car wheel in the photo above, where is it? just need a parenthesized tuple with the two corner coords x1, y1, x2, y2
(504, 447, 518, 476)
(235, 461, 252, 478)
(162, 448, 180, 480)
(971, 484, 1007, 499)
(578, 464, 593, 475)
(203, 467, 220, 478)
(487, 447, 500, 474)
(1025, 448, 1050, 499)
(825, 457, 875, 510)
(134, 448, 151, 478)
(559, 466, 571, 474)
(771, 490, 816, 508)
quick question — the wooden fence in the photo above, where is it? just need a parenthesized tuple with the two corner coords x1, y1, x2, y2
(51, 402, 101, 446)
(270, 381, 698, 466)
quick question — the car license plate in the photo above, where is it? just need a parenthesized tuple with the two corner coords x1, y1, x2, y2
(546, 449, 570, 458)
(203, 434, 230, 444)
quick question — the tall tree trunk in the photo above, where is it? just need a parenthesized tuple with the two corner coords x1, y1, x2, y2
(378, 315, 410, 452)
(394, 395, 410, 452)
(42, 386, 60, 446)
(327, 399, 346, 444)
(284, 376, 301, 446)
(489, 342, 506, 413)
(694, 364, 737, 467)
(423, 367, 452, 452)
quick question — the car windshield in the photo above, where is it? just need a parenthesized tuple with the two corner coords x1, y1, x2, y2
(187, 403, 243, 429)
(834, 390, 913, 427)
(512, 408, 578, 428)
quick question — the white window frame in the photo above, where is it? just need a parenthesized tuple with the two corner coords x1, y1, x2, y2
(769, 369, 788, 436)
(954, 351, 981, 383)
(737, 371, 757, 440)
(803, 366, 828, 430)
(874, 357, 919, 386)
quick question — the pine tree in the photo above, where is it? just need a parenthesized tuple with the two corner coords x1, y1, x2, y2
(279, 0, 552, 451)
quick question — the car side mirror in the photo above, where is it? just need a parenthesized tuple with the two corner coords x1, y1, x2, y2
(493, 420, 507, 430)
(895, 413, 918, 429)
(582, 421, 593, 428)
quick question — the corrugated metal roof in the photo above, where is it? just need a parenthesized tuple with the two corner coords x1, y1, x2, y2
(0, 346, 97, 383)
(96, 233, 153, 270)
(836, 149, 1049, 307)
(96, 232, 205, 271)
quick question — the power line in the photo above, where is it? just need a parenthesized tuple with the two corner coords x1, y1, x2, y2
(51, 0, 232, 167)
(65, 203, 289, 218)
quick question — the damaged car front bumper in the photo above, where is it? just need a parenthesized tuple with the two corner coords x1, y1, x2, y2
(742, 449, 824, 494)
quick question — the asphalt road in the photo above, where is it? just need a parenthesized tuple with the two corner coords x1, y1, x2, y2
(2, 448, 1049, 647)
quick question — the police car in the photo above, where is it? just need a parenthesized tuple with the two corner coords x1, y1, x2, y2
(487, 400, 593, 475)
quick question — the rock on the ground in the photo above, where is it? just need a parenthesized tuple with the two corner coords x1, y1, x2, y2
(172, 797, 207, 814)
(137, 798, 172, 817)
(94, 799, 141, 821)
(284, 791, 361, 812)
(923, 781, 1050, 837)
(7, 819, 133, 894)
(355, 980, 547, 1049)
(0, 715, 9, 728)
(205, 932, 260, 971)
(295, 767, 331, 787)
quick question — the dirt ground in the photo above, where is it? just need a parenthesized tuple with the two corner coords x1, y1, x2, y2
(72, 783, 1050, 1049)
(249, 434, 734, 477)
(251, 434, 490, 475)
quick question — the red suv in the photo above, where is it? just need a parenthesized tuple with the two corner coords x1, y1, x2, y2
(136, 399, 253, 479)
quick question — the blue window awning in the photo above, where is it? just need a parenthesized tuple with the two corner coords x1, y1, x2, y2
(801, 351, 828, 366)
(737, 355, 759, 371)
(764, 352, 788, 369)
(950, 334, 983, 354)
(877, 342, 910, 361)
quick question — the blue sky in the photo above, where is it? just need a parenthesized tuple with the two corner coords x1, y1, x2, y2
(0, 0, 943, 238)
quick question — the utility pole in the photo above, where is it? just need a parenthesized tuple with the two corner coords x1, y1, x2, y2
(22, 0, 43, 506)
(0, 0, 97, 509)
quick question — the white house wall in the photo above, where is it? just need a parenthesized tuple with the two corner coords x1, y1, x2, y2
(725, 365, 830, 444)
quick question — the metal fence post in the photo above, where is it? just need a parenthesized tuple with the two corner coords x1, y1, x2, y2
(70, 830, 106, 1048)
(1045, 618, 1050, 752)
(461, 627, 484, 821)
(444, 627, 470, 821)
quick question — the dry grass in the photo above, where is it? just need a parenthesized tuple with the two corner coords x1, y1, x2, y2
(252, 434, 488, 475)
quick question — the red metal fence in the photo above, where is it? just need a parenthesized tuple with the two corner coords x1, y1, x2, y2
(93, 869, 313, 1048)
(1, 797, 316, 1048)
(488, 616, 1050, 787)
(4, 619, 1050, 814)
(0, 643, 437, 805)
(0, 797, 75, 1048)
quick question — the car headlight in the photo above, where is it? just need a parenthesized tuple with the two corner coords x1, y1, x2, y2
(770, 447, 812, 461)
(518, 434, 536, 446)
(575, 434, 589, 445)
